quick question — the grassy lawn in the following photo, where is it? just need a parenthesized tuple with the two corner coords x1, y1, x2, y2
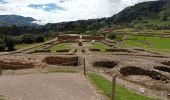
(15, 43, 41, 50)
(91, 42, 109, 51)
(88, 73, 157, 100)
(46, 67, 79, 73)
(50, 43, 71, 52)
(125, 35, 170, 54)
(0, 96, 5, 100)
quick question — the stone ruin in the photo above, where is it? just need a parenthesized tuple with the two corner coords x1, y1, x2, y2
(161, 61, 170, 66)
(0, 60, 34, 70)
(43, 56, 80, 66)
(93, 61, 118, 68)
(82, 36, 105, 41)
(58, 35, 79, 41)
(120, 66, 169, 82)
(154, 66, 170, 73)
(106, 48, 134, 53)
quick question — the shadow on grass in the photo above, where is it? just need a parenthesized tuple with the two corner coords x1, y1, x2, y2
(88, 73, 158, 100)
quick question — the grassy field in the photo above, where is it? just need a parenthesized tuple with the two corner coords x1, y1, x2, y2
(125, 35, 170, 53)
(90, 42, 109, 51)
(50, 43, 71, 52)
(15, 43, 41, 50)
(88, 73, 157, 100)
(0, 96, 4, 100)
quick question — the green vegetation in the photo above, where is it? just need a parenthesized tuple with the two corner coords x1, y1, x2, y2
(46, 67, 78, 73)
(50, 43, 71, 52)
(91, 42, 109, 51)
(125, 35, 170, 53)
(22, 34, 44, 44)
(0, 96, 5, 100)
(4, 36, 16, 51)
(88, 73, 157, 100)
(15, 43, 41, 50)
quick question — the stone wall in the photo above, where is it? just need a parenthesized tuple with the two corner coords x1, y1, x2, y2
(106, 48, 134, 53)
(43, 56, 80, 66)
(82, 36, 105, 41)
(0, 60, 34, 70)
(93, 61, 118, 68)
(120, 66, 169, 82)
(58, 35, 79, 41)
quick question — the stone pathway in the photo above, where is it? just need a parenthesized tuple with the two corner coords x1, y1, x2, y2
(0, 73, 100, 100)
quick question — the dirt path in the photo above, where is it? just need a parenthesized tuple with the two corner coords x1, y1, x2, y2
(0, 73, 101, 100)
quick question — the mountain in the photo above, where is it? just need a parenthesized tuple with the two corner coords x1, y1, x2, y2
(109, 0, 170, 27)
(0, 15, 38, 27)
(43, 0, 170, 33)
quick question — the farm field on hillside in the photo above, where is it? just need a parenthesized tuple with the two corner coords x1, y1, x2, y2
(125, 35, 170, 53)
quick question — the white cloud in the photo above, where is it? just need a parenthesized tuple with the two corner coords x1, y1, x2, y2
(0, 0, 157, 25)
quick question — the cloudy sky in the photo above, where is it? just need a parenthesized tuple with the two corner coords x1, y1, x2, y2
(0, 0, 156, 24)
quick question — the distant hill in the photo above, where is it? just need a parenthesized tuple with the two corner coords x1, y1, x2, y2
(0, 15, 38, 27)
(43, 0, 170, 33)
(109, 0, 170, 27)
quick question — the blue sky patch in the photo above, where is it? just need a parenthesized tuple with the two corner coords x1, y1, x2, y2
(28, 3, 64, 12)
(0, 0, 8, 4)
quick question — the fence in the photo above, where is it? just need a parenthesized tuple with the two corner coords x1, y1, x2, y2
(83, 57, 116, 100)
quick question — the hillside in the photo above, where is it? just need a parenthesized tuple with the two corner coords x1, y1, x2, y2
(43, 0, 170, 33)
(109, 0, 170, 27)
(0, 15, 38, 27)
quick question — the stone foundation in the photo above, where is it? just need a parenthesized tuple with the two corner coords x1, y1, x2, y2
(120, 66, 169, 82)
(93, 61, 118, 68)
(0, 60, 34, 70)
(43, 56, 80, 66)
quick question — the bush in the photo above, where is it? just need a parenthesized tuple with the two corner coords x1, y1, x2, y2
(35, 35, 44, 42)
(4, 36, 15, 51)
(0, 44, 5, 51)
(22, 34, 36, 44)
(108, 34, 116, 40)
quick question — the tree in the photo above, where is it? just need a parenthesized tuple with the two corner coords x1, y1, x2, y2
(35, 35, 44, 42)
(22, 34, 36, 44)
(4, 36, 15, 51)
(0, 39, 6, 52)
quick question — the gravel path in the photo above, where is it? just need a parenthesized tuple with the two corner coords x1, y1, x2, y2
(0, 73, 100, 100)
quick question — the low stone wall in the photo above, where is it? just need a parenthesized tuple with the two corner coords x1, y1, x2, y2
(83, 48, 91, 54)
(58, 35, 79, 41)
(93, 61, 118, 68)
(43, 56, 79, 66)
(101, 41, 113, 47)
(154, 66, 170, 73)
(34, 49, 51, 53)
(106, 48, 134, 53)
(82, 36, 105, 41)
(161, 61, 170, 66)
(89, 48, 100, 51)
(68, 49, 77, 54)
(0, 60, 34, 70)
(120, 66, 169, 82)
(56, 49, 70, 52)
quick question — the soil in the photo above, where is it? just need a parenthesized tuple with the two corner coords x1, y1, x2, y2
(0, 35, 170, 100)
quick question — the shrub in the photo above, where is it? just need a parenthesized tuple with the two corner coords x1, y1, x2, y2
(108, 34, 116, 40)
(35, 35, 44, 42)
(22, 34, 36, 44)
(4, 36, 15, 51)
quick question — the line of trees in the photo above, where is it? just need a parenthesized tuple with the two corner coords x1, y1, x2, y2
(0, 34, 44, 52)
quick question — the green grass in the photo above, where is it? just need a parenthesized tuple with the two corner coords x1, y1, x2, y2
(15, 43, 41, 50)
(50, 43, 71, 52)
(88, 73, 157, 100)
(91, 42, 109, 51)
(46, 67, 78, 73)
(125, 35, 170, 54)
(0, 96, 5, 100)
